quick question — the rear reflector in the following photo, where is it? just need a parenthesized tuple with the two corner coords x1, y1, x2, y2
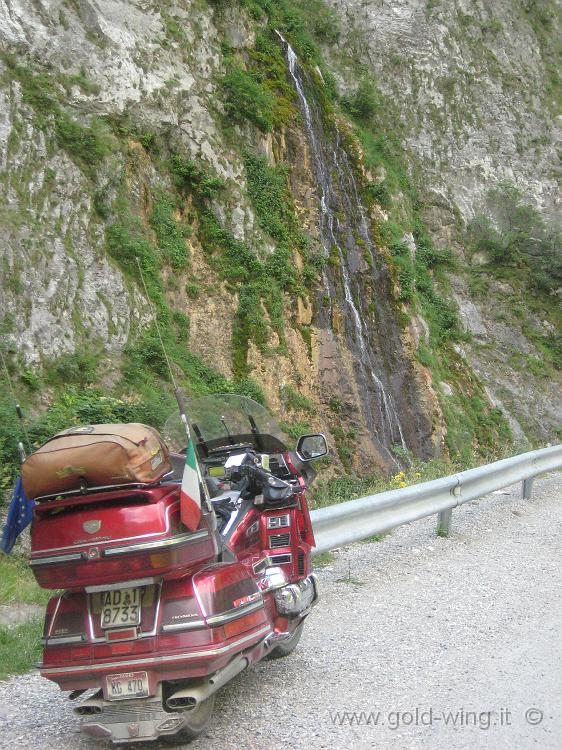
(106, 628, 137, 642)
(109, 642, 135, 655)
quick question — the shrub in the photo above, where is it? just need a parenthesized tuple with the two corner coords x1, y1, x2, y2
(244, 153, 292, 244)
(54, 114, 109, 168)
(279, 384, 315, 413)
(221, 66, 276, 132)
(310, 6, 340, 43)
(45, 352, 99, 387)
(105, 217, 164, 308)
(342, 76, 379, 122)
(366, 180, 391, 208)
(150, 192, 189, 270)
(185, 281, 200, 299)
(232, 284, 270, 377)
(169, 155, 225, 199)
(466, 185, 562, 292)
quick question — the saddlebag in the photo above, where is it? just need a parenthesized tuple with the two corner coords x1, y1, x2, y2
(22, 423, 172, 499)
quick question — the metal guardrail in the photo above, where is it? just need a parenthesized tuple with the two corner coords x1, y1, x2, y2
(310, 445, 562, 555)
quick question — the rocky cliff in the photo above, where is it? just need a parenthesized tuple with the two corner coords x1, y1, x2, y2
(0, 0, 559, 484)
(325, 0, 561, 445)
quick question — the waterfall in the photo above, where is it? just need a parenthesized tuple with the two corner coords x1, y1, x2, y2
(276, 31, 409, 460)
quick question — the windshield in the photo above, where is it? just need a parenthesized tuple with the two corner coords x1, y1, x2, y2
(162, 394, 290, 455)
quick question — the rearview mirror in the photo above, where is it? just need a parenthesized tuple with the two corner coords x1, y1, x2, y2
(295, 434, 328, 461)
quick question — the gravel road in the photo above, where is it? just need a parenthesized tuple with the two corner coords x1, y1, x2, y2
(1, 473, 560, 750)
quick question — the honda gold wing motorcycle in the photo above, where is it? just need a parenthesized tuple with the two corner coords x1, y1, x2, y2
(28, 394, 327, 744)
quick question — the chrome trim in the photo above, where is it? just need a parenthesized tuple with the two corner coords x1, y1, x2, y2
(33, 481, 159, 502)
(252, 556, 272, 575)
(161, 619, 206, 633)
(151, 579, 163, 638)
(47, 594, 64, 639)
(42, 634, 85, 646)
(264, 631, 293, 649)
(32, 500, 180, 555)
(270, 553, 292, 564)
(39, 625, 272, 675)
(87, 591, 95, 641)
(266, 514, 290, 530)
(85, 577, 159, 593)
(258, 567, 289, 592)
(205, 599, 264, 626)
(274, 576, 316, 615)
(310, 572, 320, 605)
(269, 532, 291, 548)
(87, 579, 163, 642)
(30, 551, 86, 567)
(103, 529, 209, 557)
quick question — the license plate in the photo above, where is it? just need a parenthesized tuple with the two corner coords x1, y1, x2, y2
(100, 587, 141, 629)
(106, 671, 149, 701)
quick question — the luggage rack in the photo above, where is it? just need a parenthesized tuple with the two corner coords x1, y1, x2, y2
(33, 471, 175, 504)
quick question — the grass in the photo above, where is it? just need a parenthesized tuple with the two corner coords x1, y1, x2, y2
(312, 551, 335, 567)
(335, 574, 365, 586)
(0, 554, 51, 606)
(0, 618, 43, 680)
(0, 555, 48, 681)
(360, 533, 388, 544)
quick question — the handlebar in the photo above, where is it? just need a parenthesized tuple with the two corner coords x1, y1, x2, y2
(228, 454, 295, 504)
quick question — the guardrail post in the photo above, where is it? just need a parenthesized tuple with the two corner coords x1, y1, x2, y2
(436, 509, 452, 537)
(522, 477, 534, 500)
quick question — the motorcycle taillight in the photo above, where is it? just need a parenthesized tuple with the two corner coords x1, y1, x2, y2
(43, 592, 88, 646)
(193, 562, 264, 624)
(160, 578, 203, 629)
(33, 535, 216, 591)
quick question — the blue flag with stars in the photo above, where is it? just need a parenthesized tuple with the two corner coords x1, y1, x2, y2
(1, 476, 34, 554)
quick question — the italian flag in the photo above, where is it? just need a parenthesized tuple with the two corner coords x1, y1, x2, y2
(180, 438, 202, 531)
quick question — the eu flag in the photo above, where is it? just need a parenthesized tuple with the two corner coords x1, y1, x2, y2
(1, 476, 34, 554)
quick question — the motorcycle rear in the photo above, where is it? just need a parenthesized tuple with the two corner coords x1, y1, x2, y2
(30, 395, 326, 743)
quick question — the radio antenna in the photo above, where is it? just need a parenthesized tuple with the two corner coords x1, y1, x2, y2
(0, 348, 32, 459)
(134, 258, 212, 512)
(134, 257, 178, 389)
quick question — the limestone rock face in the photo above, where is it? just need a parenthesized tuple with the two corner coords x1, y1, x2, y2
(0, 80, 150, 363)
(326, 0, 560, 225)
(0, 0, 252, 364)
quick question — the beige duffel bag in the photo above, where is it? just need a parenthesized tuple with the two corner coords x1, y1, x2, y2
(22, 423, 172, 499)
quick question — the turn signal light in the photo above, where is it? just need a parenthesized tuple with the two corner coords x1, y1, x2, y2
(224, 610, 265, 639)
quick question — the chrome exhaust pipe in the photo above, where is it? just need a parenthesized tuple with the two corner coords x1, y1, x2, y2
(166, 656, 248, 710)
(167, 696, 197, 709)
(74, 696, 104, 716)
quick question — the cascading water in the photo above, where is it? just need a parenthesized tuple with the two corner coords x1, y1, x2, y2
(276, 31, 424, 463)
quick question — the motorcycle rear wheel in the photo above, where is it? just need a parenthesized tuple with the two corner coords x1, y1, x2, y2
(267, 621, 305, 659)
(162, 694, 216, 744)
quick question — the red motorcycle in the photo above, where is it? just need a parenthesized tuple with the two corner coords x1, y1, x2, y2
(29, 394, 326, 744)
